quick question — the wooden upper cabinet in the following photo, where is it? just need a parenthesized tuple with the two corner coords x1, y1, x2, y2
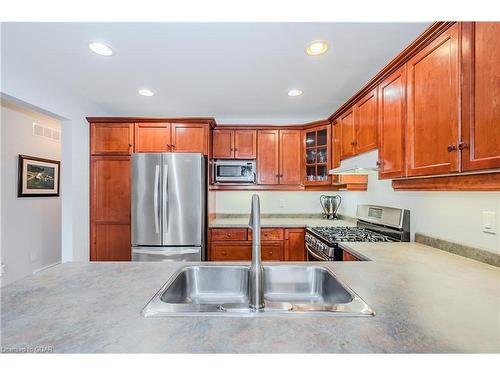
(257, 129, 279, 185)
(331, 120, 341, 169)
(90, 123, 133, 155)
(355, 89, 378, 154)
(340, 108, 355, 159)
(406, 23, 460, 177)
(213, 129, 234, 158)
(234, 130, 257, 159)
(279, 130, 302, 185)
(171, 123, 209, 155)
(134, 123, 171, 153)
(461, 22, 500, 171)
(213, 129, 256, 159)
(378, 65, 407, 179)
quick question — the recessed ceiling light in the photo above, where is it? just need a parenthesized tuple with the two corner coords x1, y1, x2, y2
(306, 40, 329, 56)
(288, 89, 303, 97)
(88, 42, 113, 56)
(138, 89, 154, 97)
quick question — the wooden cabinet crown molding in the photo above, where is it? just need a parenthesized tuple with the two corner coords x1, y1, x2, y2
(87, 117, 215, 127)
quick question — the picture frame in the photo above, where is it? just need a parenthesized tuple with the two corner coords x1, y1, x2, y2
(17, 154, 60, 197)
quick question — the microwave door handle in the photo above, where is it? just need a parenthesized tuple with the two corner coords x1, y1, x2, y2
(162, 164, 169, 232)
(153, 165, 160, 234)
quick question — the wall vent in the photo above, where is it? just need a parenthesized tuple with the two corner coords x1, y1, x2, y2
(33, 123, 60, 143)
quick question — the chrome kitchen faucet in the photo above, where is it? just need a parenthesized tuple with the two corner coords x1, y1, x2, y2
(248, 194, 264, 311)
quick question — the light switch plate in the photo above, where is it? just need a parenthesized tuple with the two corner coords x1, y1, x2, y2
(482, 211, 497, 234)
(279, 199, 285, 208)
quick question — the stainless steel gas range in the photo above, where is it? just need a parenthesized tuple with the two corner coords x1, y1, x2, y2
(305, 205, 410, 261)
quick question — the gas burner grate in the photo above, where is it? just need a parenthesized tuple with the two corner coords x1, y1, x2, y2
(307, 226, 394, 244)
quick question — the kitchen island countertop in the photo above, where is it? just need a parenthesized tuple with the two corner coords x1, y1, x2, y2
(1, 242, 499, 353)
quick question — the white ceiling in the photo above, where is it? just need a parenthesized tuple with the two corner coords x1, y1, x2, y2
(1, 22, 430, 124)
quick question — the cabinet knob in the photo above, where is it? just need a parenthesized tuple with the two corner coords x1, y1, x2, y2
(458, 142, 469, 150)
(447, 144, 457, 152)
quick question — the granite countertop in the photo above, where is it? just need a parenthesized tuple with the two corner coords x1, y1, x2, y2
(1, 243, 499, 353)
(209, 215, 355, 228)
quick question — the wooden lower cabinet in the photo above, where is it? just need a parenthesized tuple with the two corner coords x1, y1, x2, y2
(210, 242, 252, 261)
(284, 228, 306, 261)
(92, 224, 131, 261)
(209, 227, 304, 261)
(90, 156, 131, 261)
(342, 250, 359, 261)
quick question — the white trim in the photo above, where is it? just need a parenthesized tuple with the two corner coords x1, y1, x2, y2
(33, 261, 61, 274)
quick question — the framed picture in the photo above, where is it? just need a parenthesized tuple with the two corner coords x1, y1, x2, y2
(18, 155, 60, 197)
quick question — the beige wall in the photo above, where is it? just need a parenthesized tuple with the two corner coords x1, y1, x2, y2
(1, 100, 62, 285)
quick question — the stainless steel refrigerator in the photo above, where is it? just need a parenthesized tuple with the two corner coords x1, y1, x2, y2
(131, 153, 206, 261)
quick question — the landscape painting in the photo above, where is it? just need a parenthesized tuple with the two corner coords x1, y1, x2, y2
(18, 155, 60, 197)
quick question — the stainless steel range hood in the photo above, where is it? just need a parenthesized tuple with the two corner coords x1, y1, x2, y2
(329, 150, 379, 175)
(329, 166, 378, 175)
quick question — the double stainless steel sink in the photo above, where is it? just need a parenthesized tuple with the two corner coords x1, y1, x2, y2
(142, 265, 374, 317)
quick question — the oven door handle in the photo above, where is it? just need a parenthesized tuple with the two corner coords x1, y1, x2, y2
(305, 243, 329, 261)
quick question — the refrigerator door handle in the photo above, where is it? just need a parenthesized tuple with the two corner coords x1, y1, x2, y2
(153, 164, 160, 234)
(162, 163, 169, 232)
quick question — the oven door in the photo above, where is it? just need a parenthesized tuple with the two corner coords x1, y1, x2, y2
(305, 243, 330, 261)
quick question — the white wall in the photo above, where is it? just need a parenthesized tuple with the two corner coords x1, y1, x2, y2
(215, 151, 500, 254)
(1, 101, 61, 285)
(1, 39, 108, 263)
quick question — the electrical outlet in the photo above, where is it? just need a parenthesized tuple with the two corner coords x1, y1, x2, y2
(1, 264, 5, 276)
(482, 211, 497, 234)
(279, 199, 285, 208)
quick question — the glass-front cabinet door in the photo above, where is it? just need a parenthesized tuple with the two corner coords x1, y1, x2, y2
(304, 124, 331, 185)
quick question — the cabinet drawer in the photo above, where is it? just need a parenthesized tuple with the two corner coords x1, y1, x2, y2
(249, 228, 284, 241)
(261, 242, 283, 261)
(210, 242, 251, 261)
(210, 228, 247, 241)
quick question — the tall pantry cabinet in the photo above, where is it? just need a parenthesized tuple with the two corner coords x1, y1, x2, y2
(89, 119, 212, 261)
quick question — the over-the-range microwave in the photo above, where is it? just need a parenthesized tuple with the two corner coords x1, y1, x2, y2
(214, 160, 256, 183)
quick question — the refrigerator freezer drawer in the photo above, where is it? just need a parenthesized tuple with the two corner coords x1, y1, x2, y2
(132, 247, 202, 262)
